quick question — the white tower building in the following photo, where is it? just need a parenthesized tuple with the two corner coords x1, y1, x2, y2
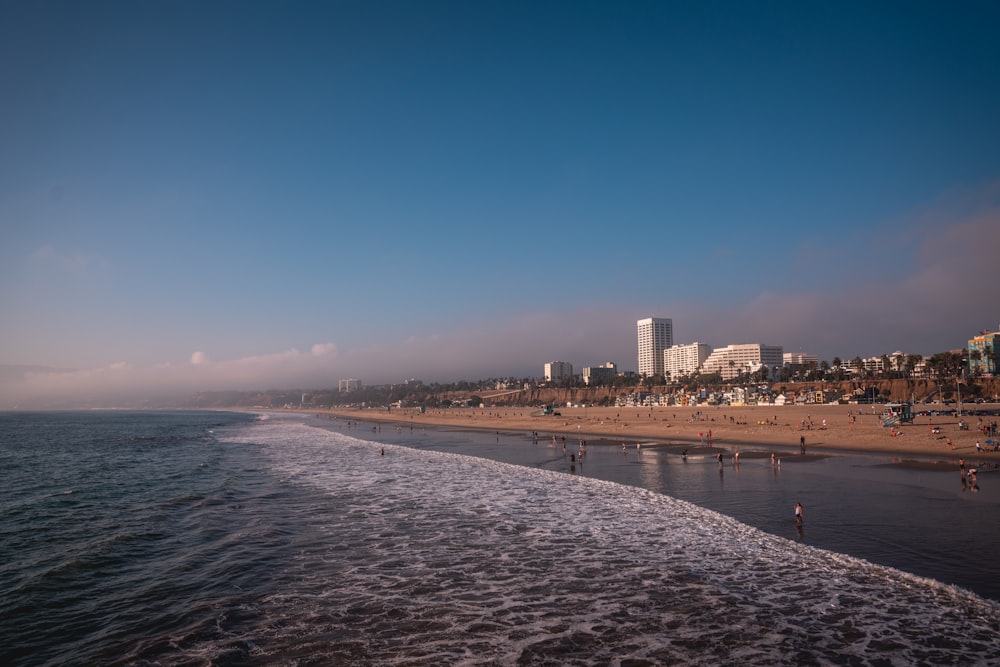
(701, 344, 784, 381)
(664, 342, 713, 380)
(544, 361, 574, 383)
(637, 317, 673, 378)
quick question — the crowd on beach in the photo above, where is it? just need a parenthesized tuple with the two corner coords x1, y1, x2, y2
(320, 402, 1000, 462)
(320, 402, 1000, 519)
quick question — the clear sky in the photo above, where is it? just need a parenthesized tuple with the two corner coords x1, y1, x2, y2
(3, 1, 1000, 405)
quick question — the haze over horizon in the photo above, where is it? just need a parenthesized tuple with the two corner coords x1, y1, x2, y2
(3, 2, 1000, 407)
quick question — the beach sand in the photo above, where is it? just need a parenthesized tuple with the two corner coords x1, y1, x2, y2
(319, 403, 1000, 461)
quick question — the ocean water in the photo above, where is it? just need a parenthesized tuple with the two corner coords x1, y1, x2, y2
(2, 411, 998, 666)
(342, 416, 1000, 604)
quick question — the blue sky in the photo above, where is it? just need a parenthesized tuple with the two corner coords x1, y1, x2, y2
(3, 1, 1000, 404)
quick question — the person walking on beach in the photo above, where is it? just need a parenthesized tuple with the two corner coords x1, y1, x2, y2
(795, 502, 803, 525)
(799, 435, 806, 455)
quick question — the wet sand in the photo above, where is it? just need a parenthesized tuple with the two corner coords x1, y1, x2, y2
(319, 403, 1000, 461)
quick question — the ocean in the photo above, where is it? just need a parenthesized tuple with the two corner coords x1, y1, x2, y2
(2, 410, 998, 666)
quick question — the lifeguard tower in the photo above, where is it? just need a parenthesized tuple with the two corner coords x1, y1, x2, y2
(881, 403, 913, 427)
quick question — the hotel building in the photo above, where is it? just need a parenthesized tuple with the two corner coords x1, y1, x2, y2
(664, 342, 713, 380)
(637, 317, 673, 378)
(701, 344, 784, 381)
(544, 361, 574, 383)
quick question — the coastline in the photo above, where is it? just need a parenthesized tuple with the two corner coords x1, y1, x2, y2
(305, 403, 1000, 462)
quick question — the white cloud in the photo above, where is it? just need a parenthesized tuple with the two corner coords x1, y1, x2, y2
(311, 343, 337, 357)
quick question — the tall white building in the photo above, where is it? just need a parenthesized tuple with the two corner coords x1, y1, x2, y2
(637, 317, 673, 377)
(664, 342, 713, 380)
(544, 361, 574, 383)
(701, 344, 784, 381)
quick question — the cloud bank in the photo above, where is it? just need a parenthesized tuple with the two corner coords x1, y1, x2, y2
(0, 344, 342, 408)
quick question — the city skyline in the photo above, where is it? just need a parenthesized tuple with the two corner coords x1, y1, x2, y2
(3, 2, 1000, 406)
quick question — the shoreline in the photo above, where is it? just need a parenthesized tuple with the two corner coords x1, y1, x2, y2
(293, 403, 1000, 462)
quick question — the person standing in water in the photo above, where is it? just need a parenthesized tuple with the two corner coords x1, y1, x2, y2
(795, 502, 803, 525)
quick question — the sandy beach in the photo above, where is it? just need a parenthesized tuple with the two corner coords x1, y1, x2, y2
(320, 403, 1000, 461)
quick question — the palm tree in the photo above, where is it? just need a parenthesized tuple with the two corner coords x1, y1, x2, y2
(970, 349, 983, 377)
(925, 353, 944, 379)
(952, 350, 969, 377)
(831, 357, 844, 381)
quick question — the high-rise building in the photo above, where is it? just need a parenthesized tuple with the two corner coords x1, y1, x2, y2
(701, 344, 784, 380)
(637, 317, 673, 378)
(544, 361, 574, 383)
(339, 378, 362, 392)
(664, 342, 712, 380)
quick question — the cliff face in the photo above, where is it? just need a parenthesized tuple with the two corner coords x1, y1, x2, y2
(479, 378, 1000, 407)
(862, 377, 1000, 403)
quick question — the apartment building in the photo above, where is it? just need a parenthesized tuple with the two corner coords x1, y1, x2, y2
(544, 361, 574, 383)
(701, 344, 784, 380)
(637, 317, 673, 377)
(664, 342, 712, 379)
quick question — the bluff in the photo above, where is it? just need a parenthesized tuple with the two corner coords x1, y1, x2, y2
(475, 378, 1000, 407)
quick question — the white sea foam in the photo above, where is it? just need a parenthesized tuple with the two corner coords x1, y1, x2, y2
(216, 416, 1000, 665)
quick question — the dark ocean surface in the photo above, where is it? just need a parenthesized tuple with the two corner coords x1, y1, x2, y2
(2, 410, 998, 666)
